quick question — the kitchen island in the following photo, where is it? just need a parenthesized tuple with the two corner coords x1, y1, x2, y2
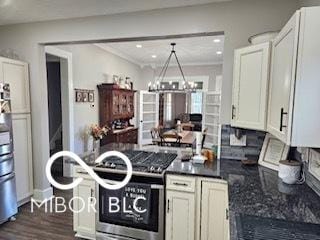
(73, 143, 229, 240)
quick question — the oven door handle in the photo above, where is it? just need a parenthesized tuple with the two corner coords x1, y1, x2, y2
(99, 180, 164, 190)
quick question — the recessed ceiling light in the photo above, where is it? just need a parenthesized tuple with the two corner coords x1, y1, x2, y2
(213, 39, 221, 43)
(216, 51, 223, 55)
(151, 55, 157, 58)
(136, 44, 142, 48)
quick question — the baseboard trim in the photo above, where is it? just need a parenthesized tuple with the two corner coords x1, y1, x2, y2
(33, 187, 53, 202)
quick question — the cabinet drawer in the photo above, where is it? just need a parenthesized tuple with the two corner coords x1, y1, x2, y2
(74, 166, 92, 180)
(166, 175, 195, 193)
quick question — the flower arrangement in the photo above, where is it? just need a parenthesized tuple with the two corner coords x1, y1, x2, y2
(89, 124, 110, 140)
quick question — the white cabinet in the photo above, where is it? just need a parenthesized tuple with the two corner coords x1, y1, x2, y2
(11, 114, 33, 203)
(232, 42, 271, 131)
(268, 7, 320, 147)
(0, 57, 33, 205)
(166, 190, 195, 240)
(267, 12, 300, 144)
(0, 57, 30, 113)
(73, 167, 96, 240)
(165, 175, 229, 240)
(200, 180, 229, 240)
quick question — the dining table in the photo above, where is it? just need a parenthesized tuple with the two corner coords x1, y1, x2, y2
(162, 129, 197, 146)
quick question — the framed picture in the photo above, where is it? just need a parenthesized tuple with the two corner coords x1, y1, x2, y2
(88, 91, 94, 102)
(258, 133, 290, 171)
(82, 92, 88, 102)
(76, 91, 83, 102)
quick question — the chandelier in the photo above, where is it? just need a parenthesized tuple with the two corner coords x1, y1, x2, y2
(148, 43, 197, 92)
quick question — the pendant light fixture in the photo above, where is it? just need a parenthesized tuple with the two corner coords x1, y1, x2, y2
(148, 43, 196, 92)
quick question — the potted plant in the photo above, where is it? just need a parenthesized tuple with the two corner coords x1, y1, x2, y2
(89, 124, 110, 152)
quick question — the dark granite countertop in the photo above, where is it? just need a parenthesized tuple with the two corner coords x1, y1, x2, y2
(80, 143, 220, 179)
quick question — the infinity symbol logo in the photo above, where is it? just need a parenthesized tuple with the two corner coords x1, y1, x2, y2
(45, 151, 133, 190)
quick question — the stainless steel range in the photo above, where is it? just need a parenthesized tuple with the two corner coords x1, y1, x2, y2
(95, 150, 177, 240)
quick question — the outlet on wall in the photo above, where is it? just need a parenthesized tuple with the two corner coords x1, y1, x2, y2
(230, 133, 247, 146)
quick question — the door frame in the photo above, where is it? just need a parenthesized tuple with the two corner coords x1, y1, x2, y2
(138, 91, 159, 145)
(45, 46, 74, 177)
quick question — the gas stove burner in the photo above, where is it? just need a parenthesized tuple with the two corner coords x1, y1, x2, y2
(96, 150, 177, 174)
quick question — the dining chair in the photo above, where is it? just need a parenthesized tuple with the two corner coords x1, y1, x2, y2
(160, 130, 182, 147)
(150, 127, 161, 145)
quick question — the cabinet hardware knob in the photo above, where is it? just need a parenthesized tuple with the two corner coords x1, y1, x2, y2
(173, 182, 188, 187)
(91, 189, 94, 201)
(226, 209, 229, 220)
(167, 199, 170, 213)
(280, 108, 288, 132)
(231, 105, 236, 119)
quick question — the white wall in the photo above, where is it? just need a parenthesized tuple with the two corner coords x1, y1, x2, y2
(140, 64, 223, 91)
(58, 44, 141, 154)
(299, 0, 320, 7)
(0, 0, 299, 193)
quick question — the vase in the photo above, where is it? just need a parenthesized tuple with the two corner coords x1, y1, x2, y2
(93, 139, 100, 153)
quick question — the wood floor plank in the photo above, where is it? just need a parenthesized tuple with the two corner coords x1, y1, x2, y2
(0, 187, 80, 240)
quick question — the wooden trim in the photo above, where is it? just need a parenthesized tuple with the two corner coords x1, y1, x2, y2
(42, 31, 225, 46)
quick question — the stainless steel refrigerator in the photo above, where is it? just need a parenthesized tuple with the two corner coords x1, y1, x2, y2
(0, 83, 17, 224)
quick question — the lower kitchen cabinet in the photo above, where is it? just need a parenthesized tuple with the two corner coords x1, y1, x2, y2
(73, 167, 96, 240)
(200, 180, 229, 240)
(165, 175, 229, 240)
(12, 113, 33, 205)
(166, 190, 195, 240)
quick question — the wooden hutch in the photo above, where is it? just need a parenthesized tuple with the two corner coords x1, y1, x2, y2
(98, 83, 138, 145)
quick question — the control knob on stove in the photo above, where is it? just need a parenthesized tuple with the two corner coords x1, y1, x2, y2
(156, 167, 163, 173)
(110, 163, 116, 169)
(149, 166, 155, 173)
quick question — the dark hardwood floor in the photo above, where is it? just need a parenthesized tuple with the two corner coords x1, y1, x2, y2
(0, 186, 79, 240)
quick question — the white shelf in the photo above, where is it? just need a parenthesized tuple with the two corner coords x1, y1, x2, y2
(206, 103, 221, 107)
(143, 111, 156, 114)
(142, 102, 156, 105)
(204, 123, 220, 127)
(205, 113, 220, 117)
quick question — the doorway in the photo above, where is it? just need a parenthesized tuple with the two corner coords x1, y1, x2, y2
(45, 46, 74, 177)
(46, 53, 63, 177)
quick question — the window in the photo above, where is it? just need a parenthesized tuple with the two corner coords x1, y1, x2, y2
(165, 93, 172, 121)
(191, 92, 203, 114)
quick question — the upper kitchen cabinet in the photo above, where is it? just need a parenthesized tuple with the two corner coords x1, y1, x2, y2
(0, 57, 30, 113)
(232, 42, 271, 131)
(268, 7, 320, 147)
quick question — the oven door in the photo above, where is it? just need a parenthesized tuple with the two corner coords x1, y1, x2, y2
(96, 181, 164, 240)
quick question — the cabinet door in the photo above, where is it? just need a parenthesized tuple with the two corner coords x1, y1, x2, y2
(200, 181, 229, 240)
(73, 179, 96, 237)
(232, 42, 270, 130)
(267, 12, 300, 144)
(112, 91, 120, 116)
(12, 113, 33, 203)
(0, 58, 30, 113)
(166, 190, 195, 240)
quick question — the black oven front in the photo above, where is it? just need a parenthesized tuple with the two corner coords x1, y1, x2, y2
(95, 171, 164, 240)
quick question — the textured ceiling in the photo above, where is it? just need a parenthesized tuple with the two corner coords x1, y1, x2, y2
(0, 0, 231, 26)
(96, 35, 224, 67)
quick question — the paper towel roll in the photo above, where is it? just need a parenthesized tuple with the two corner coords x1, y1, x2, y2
(196, 132, 202, 155)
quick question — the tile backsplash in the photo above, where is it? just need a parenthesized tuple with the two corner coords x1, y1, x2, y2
(220, 125, 266, 160)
